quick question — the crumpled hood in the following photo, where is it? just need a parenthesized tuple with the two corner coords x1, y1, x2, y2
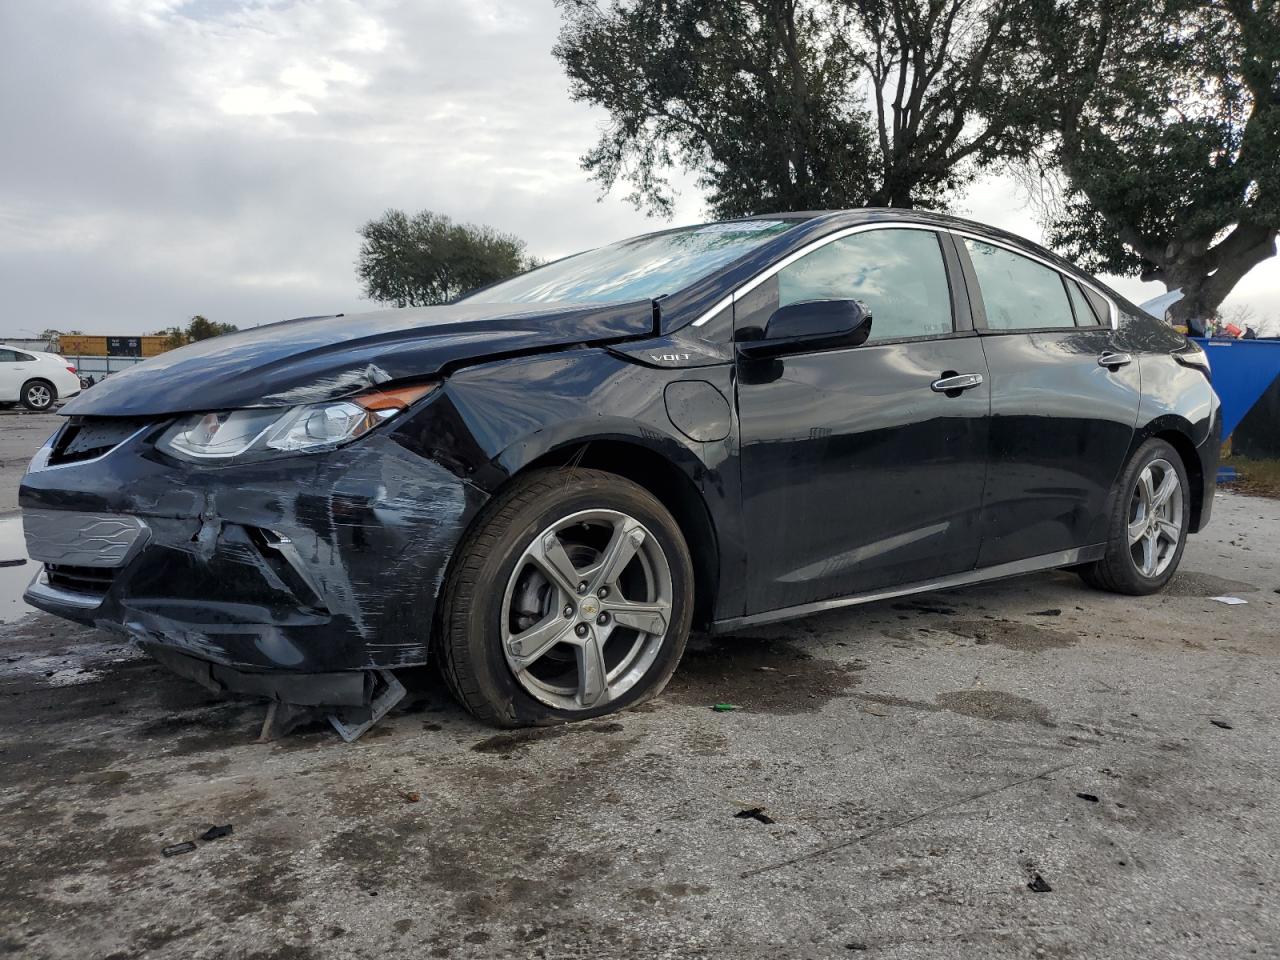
(62, 299, 655, 417)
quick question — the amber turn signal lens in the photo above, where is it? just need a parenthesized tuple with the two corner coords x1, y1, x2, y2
(353, 382, 438, 412)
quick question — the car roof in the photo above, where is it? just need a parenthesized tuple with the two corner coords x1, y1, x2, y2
(751, 208, 1079, 267)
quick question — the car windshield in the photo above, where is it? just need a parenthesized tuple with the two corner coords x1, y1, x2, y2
(463, 219, 799, 305)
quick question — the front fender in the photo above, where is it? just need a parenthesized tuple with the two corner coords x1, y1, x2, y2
(393, 349, 734, 488)
(389, 348, 745, 618)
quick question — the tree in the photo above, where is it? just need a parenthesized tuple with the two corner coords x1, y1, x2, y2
(154, 326, 188, 350)
(151, 316, 238, 348)
(357, 209, 537, 307)
(1027, 0, 1279, 325)
(552, 0, 1041, 217)
(186, 315, 238, 341)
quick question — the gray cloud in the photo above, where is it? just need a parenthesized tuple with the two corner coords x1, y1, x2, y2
(0, 0, 1275, 336)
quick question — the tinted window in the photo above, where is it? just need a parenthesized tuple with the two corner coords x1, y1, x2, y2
(1065, 278, 1100, 326)
(1083, 286, 1112, 325)
(965, 240, 1076, 331)
(778, 229, 953, 341)
(0, 350, 19, 362)
(464, 219, 797, 305)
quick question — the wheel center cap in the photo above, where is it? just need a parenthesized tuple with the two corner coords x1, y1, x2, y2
(579, 596, 600, 619)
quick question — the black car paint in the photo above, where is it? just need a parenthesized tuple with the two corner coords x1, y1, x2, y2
(21, 209, 1220, 696)
(59, 299, 660, 416)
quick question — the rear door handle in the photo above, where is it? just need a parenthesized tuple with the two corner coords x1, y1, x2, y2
(1098, 351, 1133, 369)
(930, 373, 984, 394)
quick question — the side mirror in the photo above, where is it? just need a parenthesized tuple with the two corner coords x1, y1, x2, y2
(738, 299, 873, 359)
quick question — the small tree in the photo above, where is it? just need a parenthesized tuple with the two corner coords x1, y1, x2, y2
(357, 209, 537, 307)
(151, 316, 237, 348)
(154, 326, 188, 349)
(185, 315, 238, 341)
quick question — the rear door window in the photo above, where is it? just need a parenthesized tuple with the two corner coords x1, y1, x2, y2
(777, 228, 954, 342)
(965, 240, 1076, 331)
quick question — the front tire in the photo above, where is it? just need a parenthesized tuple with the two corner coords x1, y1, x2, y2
(437, 468, 694, 728)
(1078, 438, 1190, 595)
(20, 379, 55, 411)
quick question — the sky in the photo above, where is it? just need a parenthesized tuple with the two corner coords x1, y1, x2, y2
(0, 0, 1276, 339)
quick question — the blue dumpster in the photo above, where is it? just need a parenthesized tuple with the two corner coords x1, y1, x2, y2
(1193, 338, 1280, 456)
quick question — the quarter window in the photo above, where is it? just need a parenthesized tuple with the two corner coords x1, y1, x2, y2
(965, 240, 1076, 331)
(1065, 278, 1101, 326)
(777, 229, 953, 342)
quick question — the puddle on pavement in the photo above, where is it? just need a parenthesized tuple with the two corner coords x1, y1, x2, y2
(0, 516, 35, 624)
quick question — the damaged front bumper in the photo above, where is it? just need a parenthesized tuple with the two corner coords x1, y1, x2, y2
(20, 421, 488, 685)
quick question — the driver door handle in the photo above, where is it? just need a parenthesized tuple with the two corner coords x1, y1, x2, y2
(1098, 351, 1133, 369)
(931, 372, 984, 393)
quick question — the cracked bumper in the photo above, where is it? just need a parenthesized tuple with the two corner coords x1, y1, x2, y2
(20, 428, 487, 673)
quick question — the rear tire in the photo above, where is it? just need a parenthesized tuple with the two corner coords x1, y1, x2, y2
(437, 467, 694, 728)
(1078, 438, 1189, 595)
(20, 379, 55, 411)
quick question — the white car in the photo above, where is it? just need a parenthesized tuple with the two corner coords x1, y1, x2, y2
(0, 343, 82, 411)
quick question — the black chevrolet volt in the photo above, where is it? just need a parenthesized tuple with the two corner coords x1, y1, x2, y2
(21, 210, 1219, 734)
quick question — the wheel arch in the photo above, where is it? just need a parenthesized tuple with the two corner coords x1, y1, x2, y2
(520, 439, 721, 630)
(1127, 416, 1207, 533)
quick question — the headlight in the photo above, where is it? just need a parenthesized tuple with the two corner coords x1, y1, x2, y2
(156, 383, 437, 462)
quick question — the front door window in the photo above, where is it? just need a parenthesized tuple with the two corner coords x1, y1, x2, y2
(777, 229, 954, 342)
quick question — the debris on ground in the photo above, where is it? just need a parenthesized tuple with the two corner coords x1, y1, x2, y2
(1031, 609, 1062, 616)
(1210, 720, 1234, 730)
(198, 825, 233, 842)
(1075, 793, 1100, 802)
(162, 842, 197, 858)
(1210, 596, 1248, 605)
(734, 807, 776, 824)
(711, 703, 739, 712)
(401, 791, 421, 803)
(1027, 873, 1053, 893)
(256, 701, 319, 742)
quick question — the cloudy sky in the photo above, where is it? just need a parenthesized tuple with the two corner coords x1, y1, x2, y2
(1, 0, 1276, 338)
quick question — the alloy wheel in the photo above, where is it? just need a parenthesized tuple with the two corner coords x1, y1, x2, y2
(25, 384, 52, 410)
(501, 509, 673, 711)
(1127, 458, 1183, 578)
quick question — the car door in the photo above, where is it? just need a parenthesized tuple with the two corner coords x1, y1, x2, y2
(735, 226, 991, 616)
(955, 235, 1141, 567)
(0, 349, 28, 401)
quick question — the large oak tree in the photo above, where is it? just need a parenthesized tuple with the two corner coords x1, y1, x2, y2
(553, 0, 1041, 217)
(1029, 0, 1278, 324)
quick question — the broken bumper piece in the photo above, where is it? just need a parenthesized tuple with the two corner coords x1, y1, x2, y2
(19, 426, 487, 703)
(144, 644, 406, 742)
(144, 643, 373, 706)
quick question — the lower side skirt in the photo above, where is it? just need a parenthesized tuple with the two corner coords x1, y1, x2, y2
(712, 544, 1106, 633)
